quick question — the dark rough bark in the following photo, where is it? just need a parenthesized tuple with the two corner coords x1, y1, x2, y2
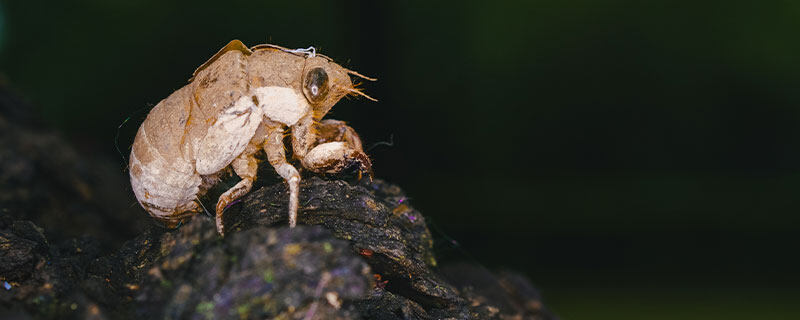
(0, 215, 104, 319)
(0, 84, 556, 319)
(0, 85, 148, 248)
(125, 220, 372, 319)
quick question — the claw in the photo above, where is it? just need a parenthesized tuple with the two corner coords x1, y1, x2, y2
(215, 210, 226, 235)
(215, 197, 230, 235)
(342, 150, 373, 181)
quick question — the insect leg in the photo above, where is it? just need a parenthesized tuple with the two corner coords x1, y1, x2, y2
(215, 152, 258, 235)
(290, 114, 315, 159)
(316, 119, 366, 152)
(301, 119, 372, 179)
(264, 122, 301, 227)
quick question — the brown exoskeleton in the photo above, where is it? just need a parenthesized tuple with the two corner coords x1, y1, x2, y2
(129, 40, 375, 235)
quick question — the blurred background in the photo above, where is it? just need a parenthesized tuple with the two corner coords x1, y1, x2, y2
(2, 0, 799, 318)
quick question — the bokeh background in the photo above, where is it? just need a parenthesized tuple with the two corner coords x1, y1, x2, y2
(2, 1, 799, 318)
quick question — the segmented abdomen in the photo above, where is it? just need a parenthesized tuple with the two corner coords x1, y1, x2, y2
(129, 86, 202, 219)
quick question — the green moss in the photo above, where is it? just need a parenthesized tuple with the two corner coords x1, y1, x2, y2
(160, 279, 172, 288)
(236, 303, 251, 317)
(196, 301, 215, 319)
(262, 269, 274, 283)
(196, 301, 214, 312)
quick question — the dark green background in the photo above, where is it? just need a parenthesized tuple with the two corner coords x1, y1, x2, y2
(2, 1, 799, 318)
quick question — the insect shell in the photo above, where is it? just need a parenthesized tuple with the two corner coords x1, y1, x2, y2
(129, 40, 376, 235)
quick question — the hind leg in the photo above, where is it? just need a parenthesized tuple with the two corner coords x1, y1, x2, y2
(215, 152, 258, 235)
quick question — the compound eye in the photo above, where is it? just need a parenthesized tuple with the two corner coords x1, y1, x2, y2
(303, 67, 329, 103)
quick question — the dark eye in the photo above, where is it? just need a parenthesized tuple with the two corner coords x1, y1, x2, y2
(303, 67, 329, 102)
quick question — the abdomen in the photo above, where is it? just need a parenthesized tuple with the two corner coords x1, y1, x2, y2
(129, 86, 202, 220)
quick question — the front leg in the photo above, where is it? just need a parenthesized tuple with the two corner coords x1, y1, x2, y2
(295, 118, 372, 179)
